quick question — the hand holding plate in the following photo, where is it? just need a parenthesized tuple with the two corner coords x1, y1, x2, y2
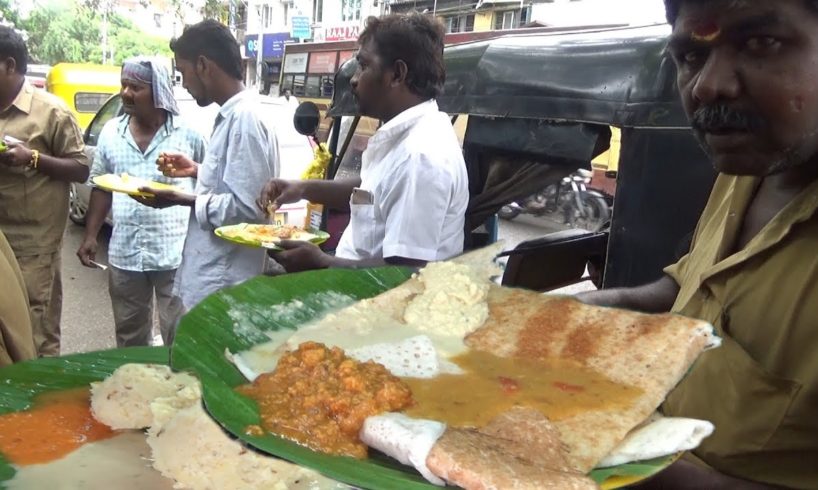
(267, 239, 331, 272)
(0, 142, 33, 167)
(132, 187, 196, 208)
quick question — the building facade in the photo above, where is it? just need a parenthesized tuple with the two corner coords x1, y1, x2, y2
(244, 0, 315, 92)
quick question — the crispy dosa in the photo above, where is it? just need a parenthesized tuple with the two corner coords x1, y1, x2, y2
(465, 287, 717, 472)
(426, 427, 598, 490)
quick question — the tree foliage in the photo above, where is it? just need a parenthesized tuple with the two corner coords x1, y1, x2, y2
(16, 0, 175, 66)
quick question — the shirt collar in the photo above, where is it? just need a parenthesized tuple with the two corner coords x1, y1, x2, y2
(218, 89, 253, 120)
(8, 81, 33, 114)
(117, 113, 180, 135)
(370, 99, 438, 144)
(699, 174, 818, 283)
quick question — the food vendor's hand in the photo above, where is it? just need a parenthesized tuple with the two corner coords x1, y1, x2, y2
(76, 238, 98, 268)
(0, 142, 33, 167)
(257, 179, 305, 215)
(131, 187, 196, 208)
(157, 152, 198, 178)
(268, 240, 331, 273)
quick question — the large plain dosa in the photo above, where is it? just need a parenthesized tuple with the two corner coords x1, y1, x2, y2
(464, 286, 717, 472)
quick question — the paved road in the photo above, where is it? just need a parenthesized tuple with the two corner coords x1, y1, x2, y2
(59, 214, 595, 355)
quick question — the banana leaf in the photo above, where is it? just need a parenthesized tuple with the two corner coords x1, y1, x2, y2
(0, 346, 170, 486)
(170, 267, 677, 489)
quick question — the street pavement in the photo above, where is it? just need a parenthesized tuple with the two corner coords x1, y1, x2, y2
(59, 214, 595, 355)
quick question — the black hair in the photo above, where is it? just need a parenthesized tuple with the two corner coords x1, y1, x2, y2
(358, 12, 446, 99)
(170, 20, 242, 80)
(0, 26, 27, 75)
(664, 0, 818, 24)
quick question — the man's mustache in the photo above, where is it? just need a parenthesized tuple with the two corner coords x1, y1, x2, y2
(691, 104, 766, 133)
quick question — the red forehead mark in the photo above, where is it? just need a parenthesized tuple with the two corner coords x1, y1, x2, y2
(691, 21, 722, 42)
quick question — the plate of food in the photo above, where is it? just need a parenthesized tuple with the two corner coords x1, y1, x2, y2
(215, 223, 330, 250)
(92, 173, 181, 197)
(169, 245, 720, 489)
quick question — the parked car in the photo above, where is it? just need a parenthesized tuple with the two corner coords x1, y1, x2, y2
(69, 90, 313, 226)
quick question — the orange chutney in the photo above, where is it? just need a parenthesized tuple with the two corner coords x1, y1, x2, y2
(237, 342, 413, 458)
(403, 350, 643, 427)
(0, 388, 116, 465)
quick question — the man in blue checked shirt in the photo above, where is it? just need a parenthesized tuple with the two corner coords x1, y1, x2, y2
(76, 58, 206, 347)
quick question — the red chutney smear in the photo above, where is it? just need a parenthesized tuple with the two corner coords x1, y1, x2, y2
(0, 388, 115, 466)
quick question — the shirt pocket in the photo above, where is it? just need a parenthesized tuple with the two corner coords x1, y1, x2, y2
(348, 203, 377, 255)
(702, 328, 801, 456)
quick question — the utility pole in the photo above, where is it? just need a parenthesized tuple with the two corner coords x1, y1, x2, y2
(256, 3, 264, 91)
(101, 6, 108, 64)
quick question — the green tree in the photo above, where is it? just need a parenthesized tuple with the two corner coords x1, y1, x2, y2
(23, 2, 101, 65)
(109, 16, 173, 65)
(0, 0, 22, 29)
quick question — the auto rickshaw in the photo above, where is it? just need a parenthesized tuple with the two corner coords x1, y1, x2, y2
(298, 23, 717, 291)
(46, 63, 122, 131)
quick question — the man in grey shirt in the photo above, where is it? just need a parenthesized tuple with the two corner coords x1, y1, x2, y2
(135, 20, 279, 311)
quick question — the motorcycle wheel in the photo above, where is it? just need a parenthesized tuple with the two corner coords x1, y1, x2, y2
(498, 205, 521, 220)
(570, 195, 611, 232)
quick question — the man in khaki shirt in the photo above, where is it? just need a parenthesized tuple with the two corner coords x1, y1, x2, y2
(578, 1, 818, 488)
(0, 27, 89, 356)
(0, 229, 36, 366)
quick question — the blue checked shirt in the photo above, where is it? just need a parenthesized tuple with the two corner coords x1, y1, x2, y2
(90, 114, 207, 272)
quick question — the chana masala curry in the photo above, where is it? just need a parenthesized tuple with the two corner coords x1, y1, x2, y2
(238, 342, 413, 458)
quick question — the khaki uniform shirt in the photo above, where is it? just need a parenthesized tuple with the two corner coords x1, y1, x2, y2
(0, 82, 88, 256)
(663, 174, 818, 489)
(0, 230, 36, 366)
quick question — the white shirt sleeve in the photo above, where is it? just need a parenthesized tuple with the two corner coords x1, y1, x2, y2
(378, 153, 454, 262)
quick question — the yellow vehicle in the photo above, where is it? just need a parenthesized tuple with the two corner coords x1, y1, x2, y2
(46, 63, 121, 130)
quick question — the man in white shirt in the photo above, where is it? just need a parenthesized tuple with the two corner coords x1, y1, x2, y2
(258, 13, 468, 272)
(134, 20, 279, 310)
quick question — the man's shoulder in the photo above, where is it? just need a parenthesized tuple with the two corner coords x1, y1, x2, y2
(170, 117, 208, 142)
(30, 89, 75, 116)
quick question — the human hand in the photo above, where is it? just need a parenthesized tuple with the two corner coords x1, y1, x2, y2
(268, 240, 331, 273)
(76, 238, 99, 268)
(157, 152, 198, 178)
(0, 142, 33, 167)
(256, 179, 305, 215)
(131, 187, 196, 208)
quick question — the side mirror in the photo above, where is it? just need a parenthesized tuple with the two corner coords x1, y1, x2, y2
(293, 101, 320, 137)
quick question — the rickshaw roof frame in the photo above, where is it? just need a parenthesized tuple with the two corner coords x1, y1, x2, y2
(328, 24, 689, 129)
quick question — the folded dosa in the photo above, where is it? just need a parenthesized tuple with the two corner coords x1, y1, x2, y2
(426, 427, 598, 490)
(465, 287, 717, 472)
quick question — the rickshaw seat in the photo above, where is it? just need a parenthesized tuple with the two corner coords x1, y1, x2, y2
(500, 229, 608, 292)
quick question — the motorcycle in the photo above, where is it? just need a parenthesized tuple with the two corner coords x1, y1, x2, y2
(498, 169, 612, 232)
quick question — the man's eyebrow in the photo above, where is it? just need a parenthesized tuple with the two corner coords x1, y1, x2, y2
(729, 12, 782, 35)
(667, 11, 782, 50)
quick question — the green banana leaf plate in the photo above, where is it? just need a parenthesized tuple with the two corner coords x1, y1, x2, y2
(171, 267, 677, 490)
(0, 346, 169, 485)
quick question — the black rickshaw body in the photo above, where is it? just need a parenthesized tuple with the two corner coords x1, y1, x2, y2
(320, 24, 717, 291)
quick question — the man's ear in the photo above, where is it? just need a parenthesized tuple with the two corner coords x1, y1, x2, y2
(390, 59, 409, 88)
(1, 57, 16, 75)
(196, 55, 209, 77)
